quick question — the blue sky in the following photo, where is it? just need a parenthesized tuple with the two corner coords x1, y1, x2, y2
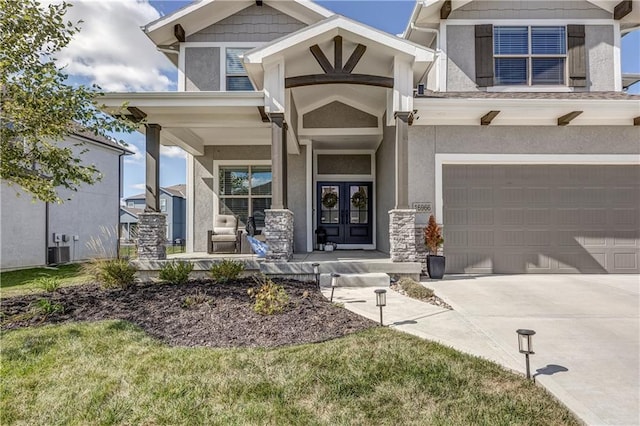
(95, 0, 639, 198)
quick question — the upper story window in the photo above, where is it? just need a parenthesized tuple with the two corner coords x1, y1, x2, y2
(160, 198, 167, 213)
(127, 201, 134, 208)
(225, 48, 254, 91)
(494, 26, 567, 86)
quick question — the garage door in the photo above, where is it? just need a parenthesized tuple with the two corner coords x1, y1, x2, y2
(443, 165, 640, 274)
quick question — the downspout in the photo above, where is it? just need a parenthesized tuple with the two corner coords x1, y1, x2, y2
(411, 23, 442, 92)
(45, 201, 49, 265)
(117, 151, 124, 259)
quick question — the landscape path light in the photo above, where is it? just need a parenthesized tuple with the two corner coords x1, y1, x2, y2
(375, 289, 387, 326)
(516, 329, 536, 380)
(330, 273, 340, 302)
(312, 263, 320, 289)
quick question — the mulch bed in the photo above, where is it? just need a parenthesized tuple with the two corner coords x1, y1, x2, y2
(0, 279, 376, 348)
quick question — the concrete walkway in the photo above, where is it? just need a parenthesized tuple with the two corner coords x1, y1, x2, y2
(322, 274, 639, 426)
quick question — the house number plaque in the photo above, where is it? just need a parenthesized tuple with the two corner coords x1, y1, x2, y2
(413, 202, 432, 214)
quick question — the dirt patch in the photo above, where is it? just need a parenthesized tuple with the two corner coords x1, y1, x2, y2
(0, 279, 376, 348)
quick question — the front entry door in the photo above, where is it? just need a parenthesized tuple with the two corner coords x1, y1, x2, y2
(317, 182, 373, 245)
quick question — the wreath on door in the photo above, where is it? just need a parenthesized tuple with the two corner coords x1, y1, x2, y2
(322, 191, 338, 209)
(351, 188, 367, 209)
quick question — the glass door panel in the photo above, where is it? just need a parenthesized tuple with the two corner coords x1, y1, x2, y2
(320, 185, 340, 225)
(349, 185, 369, 224)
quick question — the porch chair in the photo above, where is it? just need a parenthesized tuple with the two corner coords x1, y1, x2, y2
(207, 215, 242, 254)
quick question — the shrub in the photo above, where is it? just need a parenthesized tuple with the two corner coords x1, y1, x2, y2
(399, 278, 434, 300)
(182, 291, 212, 309)
(33, 298, 65, 316)
(83, 259, 137, 289)
(35, 277, 61, 292)
(424, 215, 444, 255)
(210, 259, 244, 283)
(248, 275, 289, 315)
(159, 261, 194, 285)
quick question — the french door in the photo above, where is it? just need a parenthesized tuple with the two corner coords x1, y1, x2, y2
(317, 182, 373, 245)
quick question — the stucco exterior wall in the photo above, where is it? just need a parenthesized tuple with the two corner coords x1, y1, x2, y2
(375, 115, 396, 254)
(185, 47, 220, 91)
(586, 25, 615, 91)
(303, 102, 378, 129)
(186, 4, 305, 43)
(448, 1, 610, 20)
(445, 23, 616, 92)
(0, 183, 46, 269)
(1, 137, 123, 269)
(287, 146, 307, 252)
(446, 25, 476, 92)
(408, 125, 640, 215)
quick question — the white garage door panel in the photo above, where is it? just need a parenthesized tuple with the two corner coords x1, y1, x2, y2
(443, 165, 640, 274)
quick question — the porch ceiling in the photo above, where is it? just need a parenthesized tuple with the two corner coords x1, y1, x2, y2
(101, 92, 270, 155)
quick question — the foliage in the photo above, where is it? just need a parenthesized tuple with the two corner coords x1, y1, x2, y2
(398, 278, 434, 300)
(33, 298, 65, 317)
(182, 291, 212, 309)
(0, 0, 136, 203)
(210, 259, 244, 283)
(0, 323, 580, 425)
(35, 277, 62, 293)
(424, 215, 444, 255)
(321, 191, 338, 209)
(248, 275, 289, 315)
(159, 261, 194, 285)
(83, 259, 136, 289)
(350, 188, 367, 209)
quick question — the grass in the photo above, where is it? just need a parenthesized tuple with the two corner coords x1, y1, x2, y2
(0, 322, 579, 425)
(0, 264, 90, 299)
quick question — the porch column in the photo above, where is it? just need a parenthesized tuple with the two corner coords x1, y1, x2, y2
(389, 112, 416, 262)
(137, 123, 167, 261)
(265, 112, 293, 262)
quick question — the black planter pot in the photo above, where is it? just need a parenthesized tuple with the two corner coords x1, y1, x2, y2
(426, 255, 446, 279)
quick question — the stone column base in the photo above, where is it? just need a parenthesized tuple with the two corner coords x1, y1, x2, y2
(265, 209, 294, 262)
(137, 212, 167, 261)
(389, 209, 417, 262)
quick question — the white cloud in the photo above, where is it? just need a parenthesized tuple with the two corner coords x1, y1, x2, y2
(130, 183, 146, 191)
(52, 0, 176, 92)
(123, 142, 143, 164)
(160, 145, 187, 159)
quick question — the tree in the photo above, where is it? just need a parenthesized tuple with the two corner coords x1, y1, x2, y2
(0, 0, 136, 203)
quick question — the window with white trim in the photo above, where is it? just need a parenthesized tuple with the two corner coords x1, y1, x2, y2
(225, 48, 254, 91)
(160, 198, 167, 213)
(218, 166, 272, 228)
(127, 201, 134, 208)
(494, 26, 567, 86)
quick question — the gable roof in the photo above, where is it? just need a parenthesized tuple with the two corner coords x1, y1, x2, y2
(125, 184, 186, 201)
(243, 14, 435, 66)
(120, 206, 144, 219)
(144, 0, 334, 47)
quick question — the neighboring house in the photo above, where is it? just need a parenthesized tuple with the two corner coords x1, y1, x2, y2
(102, 0, 639, 273)
(120, 184, 186, 242)
(0, 132, 131, 270)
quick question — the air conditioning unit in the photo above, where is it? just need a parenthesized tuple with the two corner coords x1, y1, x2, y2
(47, 246, 70, 265)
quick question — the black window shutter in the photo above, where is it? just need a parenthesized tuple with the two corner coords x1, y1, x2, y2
(567, 25, 586, 87)
(475, 24, 494, 87)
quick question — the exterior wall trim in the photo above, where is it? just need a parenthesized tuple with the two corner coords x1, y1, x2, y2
(434, 153, 640, 220)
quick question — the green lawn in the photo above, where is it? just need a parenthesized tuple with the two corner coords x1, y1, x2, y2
(0, 264, 90, 298)
(1, 322, 579, 425)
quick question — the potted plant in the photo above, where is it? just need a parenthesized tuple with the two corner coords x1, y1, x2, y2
(424, 215, 445, 279)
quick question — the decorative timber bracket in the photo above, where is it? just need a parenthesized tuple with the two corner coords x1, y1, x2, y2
(284, 36, 395, 89)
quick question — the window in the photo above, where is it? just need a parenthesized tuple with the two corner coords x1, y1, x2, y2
(494, 26, 566, 86)
(127, 201, 134, 208)
(218, 166, 272, 228)
(225, 48, 254, 91)
(160, 198, 167, 213)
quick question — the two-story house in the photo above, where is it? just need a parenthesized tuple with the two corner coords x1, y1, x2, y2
(120, 184, 186, 242)
(102, 0, 639, 273)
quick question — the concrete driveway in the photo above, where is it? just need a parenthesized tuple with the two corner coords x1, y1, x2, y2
(428, 275, 639, 426)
